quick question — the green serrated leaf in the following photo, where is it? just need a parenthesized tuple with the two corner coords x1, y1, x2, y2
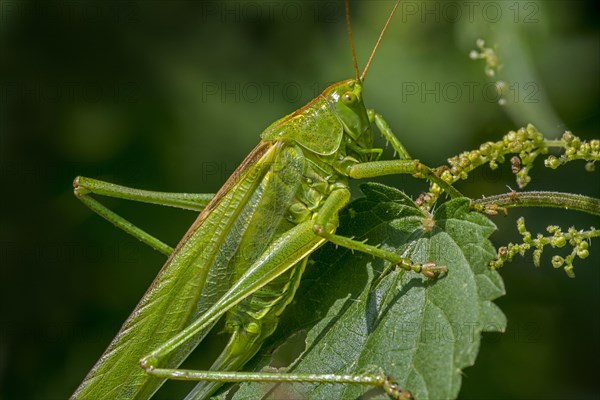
(220, 183, 505, 400)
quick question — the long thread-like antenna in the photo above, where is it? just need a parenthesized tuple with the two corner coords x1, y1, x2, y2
(345, 0, 360, 81)
(360, 0, 401, 81)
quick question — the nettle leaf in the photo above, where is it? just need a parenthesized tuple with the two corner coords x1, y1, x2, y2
(221, 183, 506, 400)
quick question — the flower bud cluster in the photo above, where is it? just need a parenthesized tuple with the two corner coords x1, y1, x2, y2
(491, 217, 597, 277)
(544, 131, 599, 171)
(439, 124, 546, 189)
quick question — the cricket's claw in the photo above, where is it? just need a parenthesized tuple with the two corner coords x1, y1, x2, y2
(383, 376, 413, 400)
(416, 262, 447, 279)
(396, 260, 446, 278)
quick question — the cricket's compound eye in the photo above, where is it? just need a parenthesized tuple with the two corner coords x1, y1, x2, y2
(342, 92, 357, 106)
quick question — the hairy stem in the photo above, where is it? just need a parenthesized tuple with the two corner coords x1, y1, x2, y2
(471, 191, 600, 216)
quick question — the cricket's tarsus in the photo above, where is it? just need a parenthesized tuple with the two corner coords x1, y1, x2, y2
(384, 376, 414, 400)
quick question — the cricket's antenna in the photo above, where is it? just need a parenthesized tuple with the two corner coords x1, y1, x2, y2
(345, 0, 360, 81)
(360, 0, 401, 81)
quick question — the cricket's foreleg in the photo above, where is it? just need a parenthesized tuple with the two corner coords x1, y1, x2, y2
(364, 111, 463, 199)
(312, 188, 445, 279)
(73, 176, 215, 256)
(315, 227, 445, 278)
(368, 109, 411, 160)
(347, 159, 463, 199)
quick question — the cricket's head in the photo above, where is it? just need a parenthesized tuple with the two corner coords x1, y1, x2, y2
(323, 79, 374, 155)
(325, 0, 401, 160)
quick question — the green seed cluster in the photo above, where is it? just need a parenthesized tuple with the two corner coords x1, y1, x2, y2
(438, 124, 546, 189)
(491, 217, 597, 277)
(544, 131, 600, 171)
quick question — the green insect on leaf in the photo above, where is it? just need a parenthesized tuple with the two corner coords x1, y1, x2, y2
(69, 1, 507, 400)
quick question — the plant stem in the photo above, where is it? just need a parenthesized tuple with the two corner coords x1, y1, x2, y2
(471, 191, 600, 216)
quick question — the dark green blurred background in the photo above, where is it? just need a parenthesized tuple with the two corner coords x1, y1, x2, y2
(1, 1, 598, 399)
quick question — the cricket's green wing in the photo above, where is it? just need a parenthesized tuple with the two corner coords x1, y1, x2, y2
(186, 144, 325, 399)
(72, 141, 288, 399)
